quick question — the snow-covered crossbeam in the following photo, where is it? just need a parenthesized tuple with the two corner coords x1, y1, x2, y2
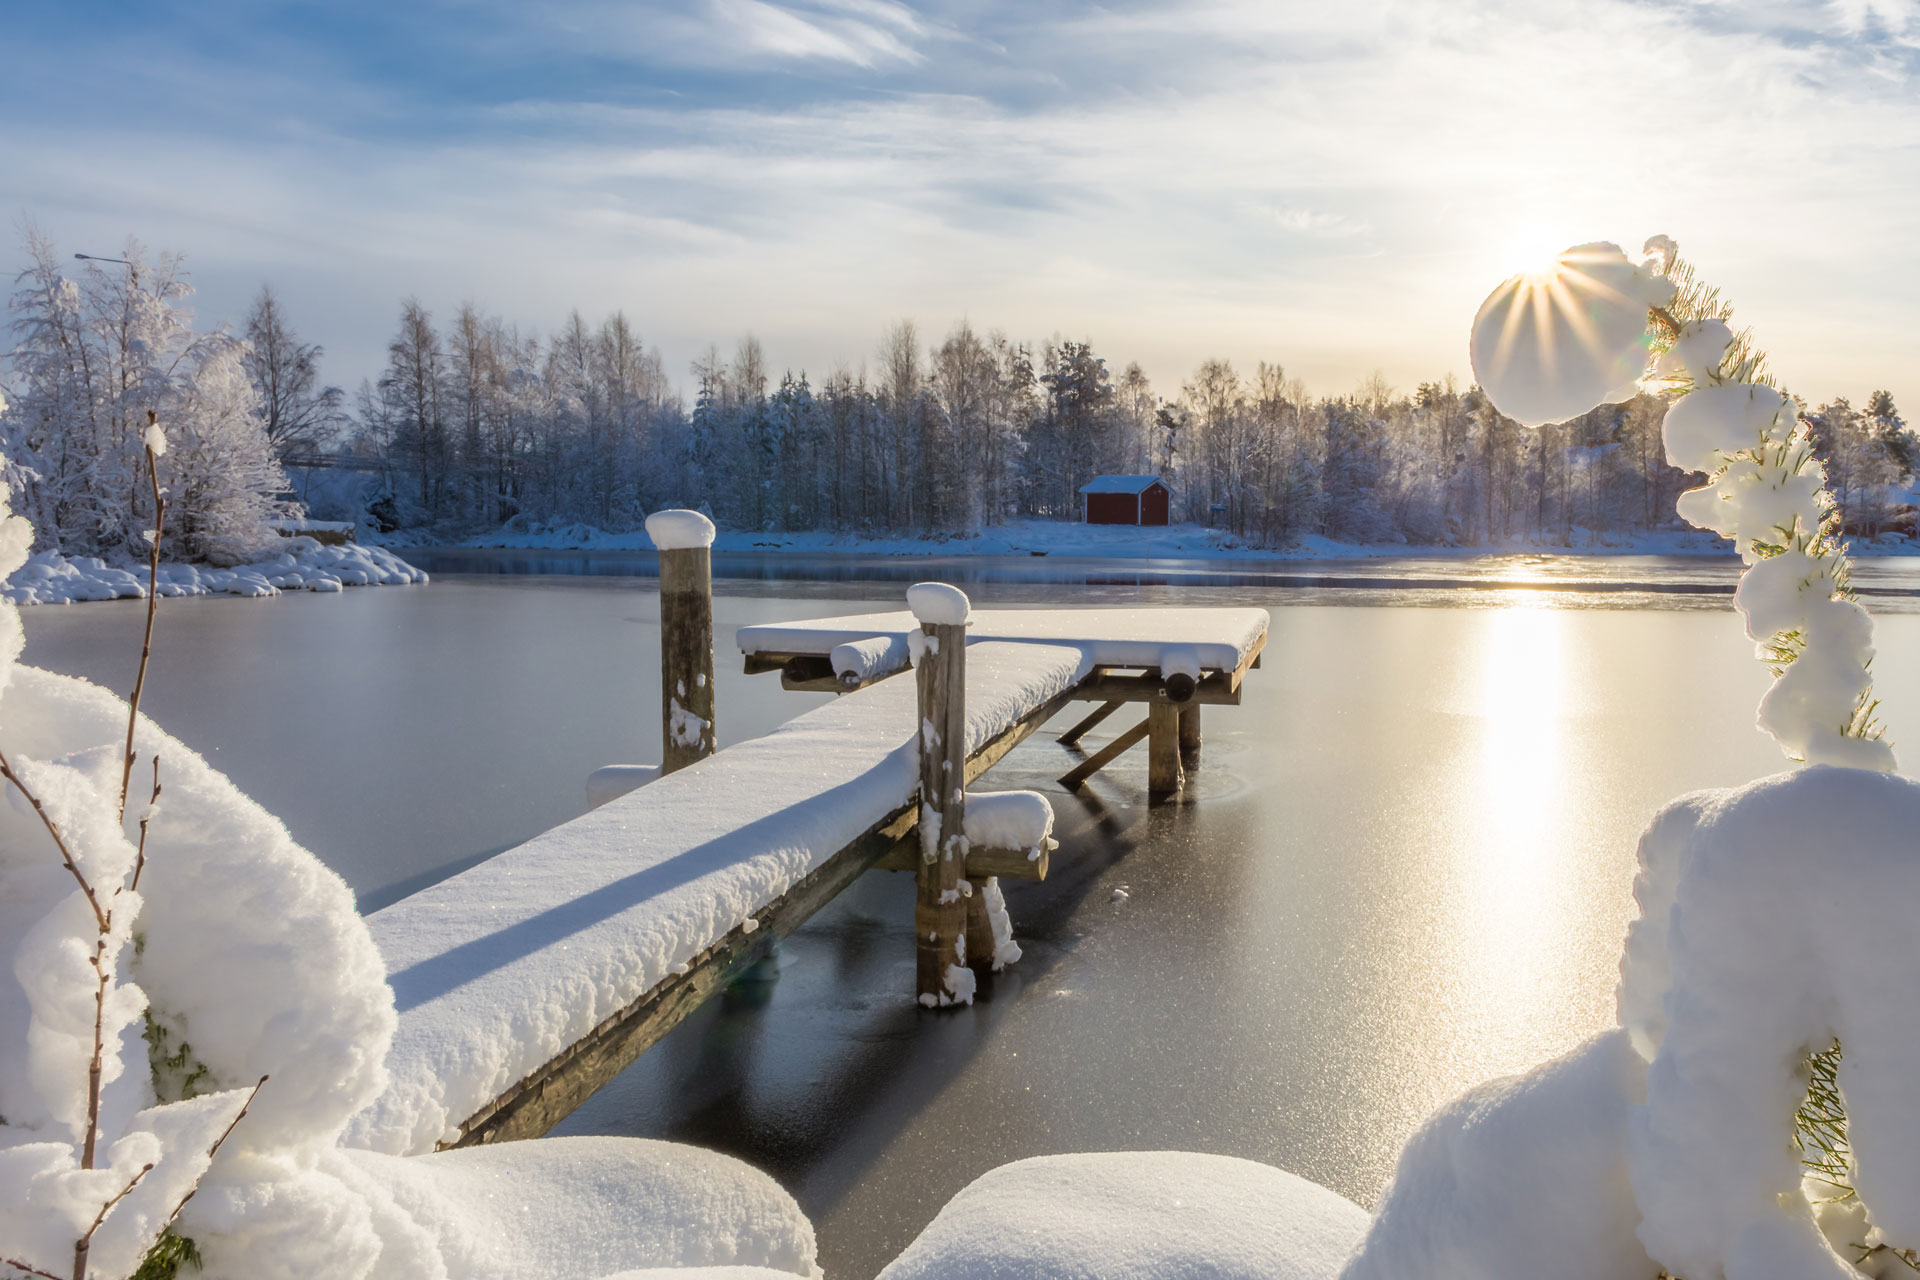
(345, 640, 1090, 1157)
(738, 606, 1269, 676)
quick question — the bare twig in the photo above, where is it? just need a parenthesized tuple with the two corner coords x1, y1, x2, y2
(0, 747, 108, 934)
(155, 1075, 268, 1236)
(128, 757, 161, 894)
(3, 1259, 64, 1280)
(118, 420, 165, 823)
(71, 1161, 152, 1280)
(82, 941, 108, 1171)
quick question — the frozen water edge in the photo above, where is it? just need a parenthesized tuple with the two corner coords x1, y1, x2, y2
(4, 538, 428, 605)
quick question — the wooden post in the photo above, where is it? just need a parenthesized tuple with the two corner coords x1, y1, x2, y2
(1179, 702, 1202, 761)
(647, 510, 717, 775)
(1148, 701, 1184, 802)
(909, 582, 971, 1006)
(964, 881, 994, 971)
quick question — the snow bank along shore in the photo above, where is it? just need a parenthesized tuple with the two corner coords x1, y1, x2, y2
(4, 537, 427, 605)
(442, 513, 1781, 560)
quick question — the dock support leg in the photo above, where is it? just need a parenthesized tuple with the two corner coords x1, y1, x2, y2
(964, 880, 994, 970)
(912, 587, 971, 1006)
(1179, 701, 1202, 762)
(658, 534, 716, 775)
(1058, 699, 1123, 748)
(1148, 701, 1184, 803)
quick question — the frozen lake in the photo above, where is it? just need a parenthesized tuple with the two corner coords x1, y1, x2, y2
(24, 551, 1920, 1279)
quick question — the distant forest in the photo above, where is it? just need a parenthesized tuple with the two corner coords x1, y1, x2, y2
(331, 300, 1918, 548)
(7, 237, 1917, 563)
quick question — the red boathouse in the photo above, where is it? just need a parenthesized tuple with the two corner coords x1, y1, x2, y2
(1078, 475, 1171, 526)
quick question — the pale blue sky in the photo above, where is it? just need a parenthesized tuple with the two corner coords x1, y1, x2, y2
(4, 0, 1917, 407)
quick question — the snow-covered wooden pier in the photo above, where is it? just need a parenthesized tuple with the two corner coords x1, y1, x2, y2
(344, 514, 1267, 1157)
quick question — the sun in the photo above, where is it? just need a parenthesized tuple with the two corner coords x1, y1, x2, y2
(1501, 224, 1573, 284)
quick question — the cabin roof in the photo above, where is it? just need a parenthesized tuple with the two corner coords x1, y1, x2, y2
(1077, 474, 1166, 495)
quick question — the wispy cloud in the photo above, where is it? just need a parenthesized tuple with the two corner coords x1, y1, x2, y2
(1, 0, 1916, 407)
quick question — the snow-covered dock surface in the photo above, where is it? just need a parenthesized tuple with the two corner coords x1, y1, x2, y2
(346, 640, 1090, 1157)
(738, 605, 1270, 674)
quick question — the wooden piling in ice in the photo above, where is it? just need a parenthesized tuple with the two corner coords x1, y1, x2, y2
(647, 510, 718, 775)
(909, 582, 971, 1006)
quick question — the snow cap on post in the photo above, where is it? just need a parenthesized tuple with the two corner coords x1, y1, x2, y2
(143, 418, 168, 458)
(1469, 241, 1675, 427)
(644, 508, 716, 551)
(907, 582, 971, 627)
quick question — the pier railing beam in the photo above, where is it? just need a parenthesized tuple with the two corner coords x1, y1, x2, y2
(647, 510, 718, 775)
(909, 583, 973, 1006)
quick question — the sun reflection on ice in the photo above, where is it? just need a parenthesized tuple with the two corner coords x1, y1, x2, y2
(1453, 601, 1586, 1069)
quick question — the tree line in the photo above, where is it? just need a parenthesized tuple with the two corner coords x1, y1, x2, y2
(5, 233, 1916, 564)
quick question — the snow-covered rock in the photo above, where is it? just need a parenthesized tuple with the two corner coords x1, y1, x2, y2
(876, 1151, 1368, 1280)
(334, 1137, 819, 1280)
(4, 539, 427, 605)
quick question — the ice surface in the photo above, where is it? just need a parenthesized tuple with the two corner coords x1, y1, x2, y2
(645, 509, 717, 551)
(347, 641, 1089, 1156)
(1340, 1030, 1652, 1280)
(906, 582, 970, 627)
(1469, 242, 1674, 428)
(960, 790, 1053, 855)
(876, 1151, 1368, 1280)
(334, 1136, 819, 1280)
(4, 540, 427, 605)
(739, 606, 1268, 675)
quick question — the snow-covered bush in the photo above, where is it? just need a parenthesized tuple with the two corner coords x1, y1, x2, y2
(1337, 239, 1917, 1280)
(0, 435, 397, 1277)
(1473, 237, 1892, 772)
(3, 232, 287, 567)
(0, 440, 815, 1279)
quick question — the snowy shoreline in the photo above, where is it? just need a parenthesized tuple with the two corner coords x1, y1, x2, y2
(4, 538, 428, 606)
(394, 515, 1920, 561)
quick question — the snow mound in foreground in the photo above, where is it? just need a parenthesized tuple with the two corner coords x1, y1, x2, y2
(1, 662, 813, 1279)
(876, 1151, 1368, 1280)
(0, 664, 399, 1277)
(1344, 766, 1920, 1280)
(1619, 767, 1920, 1278)
(334, 1137, 819, 1280)
(1340, 1029, 1652, 1280)
(4, 537, 426, 605)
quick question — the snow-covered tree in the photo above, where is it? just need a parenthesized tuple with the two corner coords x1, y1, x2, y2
(3, 232, 285, 565)
(240, 287, 342, 461)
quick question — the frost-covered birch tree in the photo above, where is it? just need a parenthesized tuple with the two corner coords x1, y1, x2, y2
(3, 233, 285, 565)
